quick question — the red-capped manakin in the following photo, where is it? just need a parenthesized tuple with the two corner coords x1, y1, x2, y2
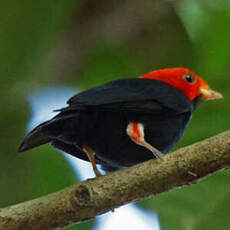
(19, 68, 223, 176)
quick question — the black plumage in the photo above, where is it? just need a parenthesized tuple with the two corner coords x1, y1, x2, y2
(19, 78, 197, 171)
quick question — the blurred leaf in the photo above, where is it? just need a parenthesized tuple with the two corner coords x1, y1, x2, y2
(139, 170, 230, 230)
(191, 191, 230, 230)
(1, 1, 230, 230)
(177, 0, 230, 76)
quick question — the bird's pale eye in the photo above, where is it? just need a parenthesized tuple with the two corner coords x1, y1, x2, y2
(183, 74, 196, 84)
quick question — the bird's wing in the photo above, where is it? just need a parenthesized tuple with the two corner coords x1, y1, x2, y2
(64, 78, 193, 113)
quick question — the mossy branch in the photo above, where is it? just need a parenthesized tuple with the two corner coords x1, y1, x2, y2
(0, 130, 230, 230)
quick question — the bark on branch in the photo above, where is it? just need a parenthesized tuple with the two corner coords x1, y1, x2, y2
(1, 130, 230, 230)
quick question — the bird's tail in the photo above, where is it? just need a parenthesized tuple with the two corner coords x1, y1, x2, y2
(18, 121, 51, 152)
(18, 110, 80, 152)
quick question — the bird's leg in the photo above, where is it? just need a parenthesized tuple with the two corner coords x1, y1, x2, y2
(126, 122, 164, 160)
(82, 145, 102, 177)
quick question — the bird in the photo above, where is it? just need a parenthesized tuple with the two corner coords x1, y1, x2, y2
(18, 67, 223, 176)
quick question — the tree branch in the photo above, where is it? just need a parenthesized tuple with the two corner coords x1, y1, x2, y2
(1, 130, 230, 230)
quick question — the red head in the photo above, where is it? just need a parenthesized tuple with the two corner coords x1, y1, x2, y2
(139, 67, 223, 101)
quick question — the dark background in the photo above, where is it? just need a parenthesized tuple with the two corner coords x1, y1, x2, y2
(1, 0, 230, 229)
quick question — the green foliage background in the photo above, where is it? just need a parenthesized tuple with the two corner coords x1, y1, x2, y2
(0, 0, 229, 229)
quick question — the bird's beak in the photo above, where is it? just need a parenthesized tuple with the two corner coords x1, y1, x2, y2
(199, 87, 223, 101)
